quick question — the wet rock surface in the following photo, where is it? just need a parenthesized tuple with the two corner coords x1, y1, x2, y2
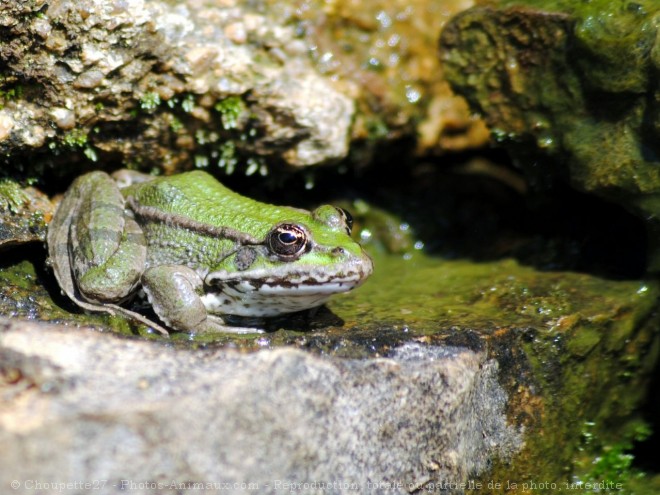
(0, 221, 657, 491)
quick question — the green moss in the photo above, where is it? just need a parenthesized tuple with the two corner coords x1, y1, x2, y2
(62, 128, 88, 148)
(181, 94, 195, 113)
(139, 92, 161, 112)
(365, 117, 389, 141)
(502, 278, 660, 489)
(0, 73, 25, 110)
(214, 96, 245, 130)
(27, 209, 44, 231)
(194, 129, 220, 146)
(83, 147, 98, 162)
(244, 157, 267, 177)
(49, 128, 99, 163)
(193, 155, 209, 168)
(501, 0, 658, 17)
(501, 0, 660, 93)
(169, 115, 184, 132)
(162, 93, 196, 113)
(217, 141, 238, 174)
(0, 179, 29, 213)
(571, 420, 652, 493)
(0, 84, 23, 109)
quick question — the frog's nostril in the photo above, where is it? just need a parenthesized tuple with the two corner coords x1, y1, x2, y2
(331, 247, 345, 256)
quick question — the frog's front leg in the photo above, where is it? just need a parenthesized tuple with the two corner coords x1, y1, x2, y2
(141, 265, 264, 334)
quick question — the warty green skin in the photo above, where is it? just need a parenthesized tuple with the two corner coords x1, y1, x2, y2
(47, 170, 373, 335)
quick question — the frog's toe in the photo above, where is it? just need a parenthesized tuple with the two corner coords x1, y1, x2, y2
(192, 315, 265, 335)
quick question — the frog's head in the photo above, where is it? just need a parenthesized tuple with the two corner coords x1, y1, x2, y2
(204, 205, 373, 317)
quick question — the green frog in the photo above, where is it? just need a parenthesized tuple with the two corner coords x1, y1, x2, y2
(47, 170, 373, 335)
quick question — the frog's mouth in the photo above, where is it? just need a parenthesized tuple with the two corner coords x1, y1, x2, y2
(201, 257, 373, 318)
(205, 260, 373, 294)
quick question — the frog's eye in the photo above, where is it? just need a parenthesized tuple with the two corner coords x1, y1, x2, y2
(312, 205, 353, 236)
(337, 207, 353, 235)
(266, 223, 308, 260)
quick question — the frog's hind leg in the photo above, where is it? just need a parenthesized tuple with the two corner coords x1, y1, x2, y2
(67, 172, 147, 301)
(49, 171, 147, 306)
(141, 265, 263, 334)
(75, 215, 147, 302)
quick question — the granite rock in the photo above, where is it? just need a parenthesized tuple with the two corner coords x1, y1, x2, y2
(0, 320, 522, 494)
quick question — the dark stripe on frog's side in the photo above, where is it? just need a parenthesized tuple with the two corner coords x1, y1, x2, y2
(126, 196, 261, 245)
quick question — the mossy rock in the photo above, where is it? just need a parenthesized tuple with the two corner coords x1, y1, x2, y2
(440, 0, 660, 270)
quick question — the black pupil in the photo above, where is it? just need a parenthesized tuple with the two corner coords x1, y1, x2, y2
(267, 223, 307, 259)
(339, 208, 353, 233)
(279, 231, 298, 244)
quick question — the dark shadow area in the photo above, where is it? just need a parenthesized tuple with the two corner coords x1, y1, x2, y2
(233, 148, 647, 280)
(32, 135, 647, 282)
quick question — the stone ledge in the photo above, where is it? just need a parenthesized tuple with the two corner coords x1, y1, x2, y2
(0, 320, 521, 494)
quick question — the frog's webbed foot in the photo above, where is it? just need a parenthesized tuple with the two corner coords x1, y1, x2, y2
(142, 265, 264, 335)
